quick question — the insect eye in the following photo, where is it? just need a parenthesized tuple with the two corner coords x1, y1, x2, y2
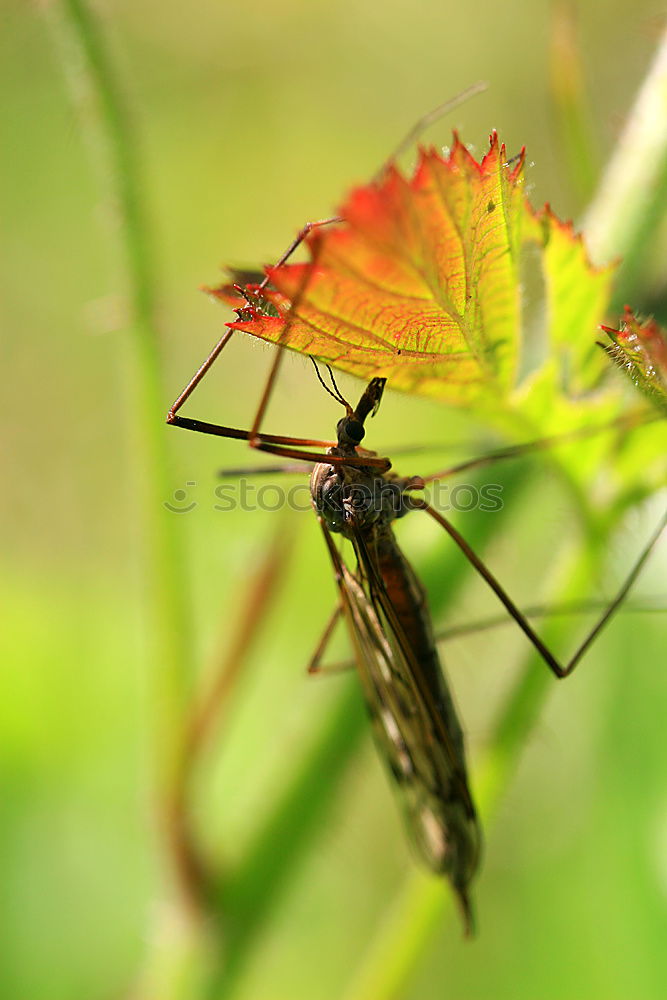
(337, 416, 365, 445)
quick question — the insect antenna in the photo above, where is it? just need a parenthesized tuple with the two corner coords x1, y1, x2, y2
(310, 357, 352, 412)
(325, 364, 348, 405)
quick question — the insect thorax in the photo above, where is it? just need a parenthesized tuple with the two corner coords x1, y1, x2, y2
(310, 455, 409, 537)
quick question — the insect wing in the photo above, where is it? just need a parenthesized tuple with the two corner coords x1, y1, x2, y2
(318, 521, 480, 930)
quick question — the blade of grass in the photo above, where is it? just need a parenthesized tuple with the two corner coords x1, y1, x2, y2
(209, 677, 368, 997)
(549, 1, 599, 204)
(48, 0, 196, 904)
(583, 22, 667, 307)
(168, 524, 297, 907)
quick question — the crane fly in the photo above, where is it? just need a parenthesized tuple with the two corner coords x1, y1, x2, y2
(310, 376, 480, 930)
(165, 97, 664, 931)
(170, 366, 482, 928)
(167, 344, 665, 933)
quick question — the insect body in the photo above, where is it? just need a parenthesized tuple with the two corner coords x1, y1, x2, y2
(169, 350, 666, 934)
(310, 378, 480, 931)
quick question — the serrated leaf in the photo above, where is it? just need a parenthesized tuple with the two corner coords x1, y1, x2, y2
(600, 307, 667, 416)
(524, 205, 614, 393)
(209, 133, 613, 414)
(218, 134, 528, 406)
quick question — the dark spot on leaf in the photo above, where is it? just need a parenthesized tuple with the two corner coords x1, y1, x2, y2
(487, 201, 495, 213)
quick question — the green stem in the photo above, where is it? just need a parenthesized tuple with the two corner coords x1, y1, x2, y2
(548, 1, 599, 204)
(583, 22, 667, 306)
(50, 0, 196, 901)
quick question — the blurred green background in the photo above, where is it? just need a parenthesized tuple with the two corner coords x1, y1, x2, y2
(2, 1, 667, 998)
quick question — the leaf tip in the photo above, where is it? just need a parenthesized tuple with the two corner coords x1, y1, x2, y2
(599, 307, 667, 414)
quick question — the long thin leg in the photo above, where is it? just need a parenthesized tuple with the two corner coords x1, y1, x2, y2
(433, 596, 664, 642)
(168, 212, 339, 431)
(216, 446, 382, 479)
(251, 84, 488, 290)
(167, 329, 235, 420)
(257, 217, 341, 289)
(413, 410, 654, 486)
(169, 88, 492, 435)
(249, 345, 285, 445)
(377, 81, 487, 177)
(251, 440, 390, 469)
(307, 604, 346, 674)
(218, 462, 312, 478)
(307, 597, 664, 675)
(167, 414, 335, 448)
(211, 417, 649, 479)
(168, 215, 341, 417)
(168, 238, 393, 467)
(412, 498, 667, 679)
(248, 235, 328, 445)
(213, 86, 490, 435)
(168, 414, 390, 469)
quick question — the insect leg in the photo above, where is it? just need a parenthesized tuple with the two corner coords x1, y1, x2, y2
(248, 441, 390, 469)
(415, 409, 653, 485)
(168, 412, 390, 469)
(306, 604, 349, 675)
(302, 596, 664, 676)
(217, 462, 313, 478)
(257, 217, 341, 289)
(377, 81, 487, 177)
(412, 498, 667, 679)
(245, 85, 488, 294)
(167, 329, 235, 420)
(168, 209, 340, 422)
(247, 223, 339, 444)
(433, 597, 663, 643)
(167, 412, 333, 448)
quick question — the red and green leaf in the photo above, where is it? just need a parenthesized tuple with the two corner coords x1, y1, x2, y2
(208, 133, 613, 415)
(600, 307, 667, 416)
(214, 134, 531, 406)
(212, 134, 610, 408)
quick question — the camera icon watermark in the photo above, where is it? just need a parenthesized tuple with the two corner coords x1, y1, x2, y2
(164, 481, 199, 513)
